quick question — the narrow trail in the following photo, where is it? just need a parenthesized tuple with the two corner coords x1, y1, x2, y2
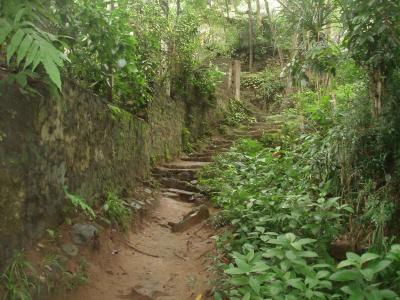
(60, 113, 277, 300)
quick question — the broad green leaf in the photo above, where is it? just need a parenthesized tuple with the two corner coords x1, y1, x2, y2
(338, 259, 357, 269)
(14, 7, 27, 25)
(230, 276, 248, 285)
(291, 238, 316, 250)
(330, 270, 359, 282)
(232, 252, 248, 261)
(299, 251, 318, 258)
(246, 249, 255, 261)
(251, 262, 269, 273)
(225, 267, 248, 275)
(346, 252, 361, 263)
(285, 250, 298, 261)
(41, 56, 62, 90)
(372, 260, 392, 273)
(248, 277, 260, 294)
(360, 268, 374, 281)
(285, 233, 296, 243)
(6, 29, 25, 64)
(235, 258, 251, 274)
(16, 34, 33, 66)
(316, 270, 330, 279)
(379, 289, 398, 299)
(360, 253, 380, 265)
(243, 292, 251, 300)
(287, 278, 305, 291)
(24, 40, 39, 69)
(0, 19, 12, 44)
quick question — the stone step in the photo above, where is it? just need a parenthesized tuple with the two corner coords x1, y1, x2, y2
(227, 132, 262, 139)
(161, 188, 198, 202)
(189, 152, 212, 158)
(162, 191, 181, 200)
(158, 177, 200, 193)
(232, 129, 262, 135)
(152, 167, 197, 181)
(206, 145, 230, 151)
(210, 139, 232, 146)
(199, 149, 227, 156)
(181, 156, 213, 162)
(163, 160, 210, 170)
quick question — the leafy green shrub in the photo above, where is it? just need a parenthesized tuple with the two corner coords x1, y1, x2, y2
(0, 0, 68, 90)
(199, 130, 399, 299)
(102, 192, 131, 229)
(59, 0, 163, 111)
(241, 69, 284, 106)
(330, 251, 398, 299)
(64, 188, 96, 220)
(223, 99, 254, 127)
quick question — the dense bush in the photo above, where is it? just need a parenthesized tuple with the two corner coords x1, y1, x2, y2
(200, 133, 400, 299)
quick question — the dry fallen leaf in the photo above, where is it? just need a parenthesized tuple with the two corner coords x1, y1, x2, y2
(195, 294, 203, 300)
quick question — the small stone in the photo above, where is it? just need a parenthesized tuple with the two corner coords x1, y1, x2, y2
(130, 201, 142, 210)
(72, 223, 98, 245)
(61, 243, 79, 257)
(171, 205, 210, 233)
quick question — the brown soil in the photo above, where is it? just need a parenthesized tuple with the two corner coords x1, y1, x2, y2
(56, 196, 216, 300)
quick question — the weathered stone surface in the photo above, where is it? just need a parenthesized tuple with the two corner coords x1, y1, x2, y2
(158, 177, 200, 193)
(163, 161, 210, 170)
(72, 223, 98, 245)
(0, 74, 228, 263)
(152, 167, 197, 181)
(61, 243, 79, 257)
(170, 205, 210, 233)
(162, 192, 180, 199)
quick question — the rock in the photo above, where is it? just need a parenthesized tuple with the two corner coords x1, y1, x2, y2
(72, 223, 98, 245)
(130, 201, 143, 211)
(329, 239, 356, 261)
(170, 205, 210, 233)
(61, 243, 79, 257)
(158, 177, 200, 192)
(162, 192, 180, 199)
(191, 193, 206, 204)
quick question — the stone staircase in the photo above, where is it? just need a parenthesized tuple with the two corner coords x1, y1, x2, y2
(151, 114, 286, 231)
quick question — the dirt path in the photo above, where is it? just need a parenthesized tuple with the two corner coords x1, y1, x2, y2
(64, 196, 215, 300)
(58, 118, 273, 300)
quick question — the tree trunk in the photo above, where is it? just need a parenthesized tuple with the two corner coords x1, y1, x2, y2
(160, 0, 169, 18)
(225, 0, 230, 19)
(256, 0, 262, 28)
(247, 0, 254, 71)
(177, 0, 181, 16)
(264, 0, 284, 68)
(369, 68, 383, 118)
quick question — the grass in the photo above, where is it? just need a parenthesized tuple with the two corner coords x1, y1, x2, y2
(103, 192, 131, 230)
(1, 252, 38, 300)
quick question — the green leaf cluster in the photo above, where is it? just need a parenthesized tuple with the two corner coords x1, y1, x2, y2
(1, 1, 68, 90)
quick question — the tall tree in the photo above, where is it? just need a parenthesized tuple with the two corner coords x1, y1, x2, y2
(255, 0, 262, 27)
(340, 0, 400, 117)
(264, 0, 284, 67)
(247, 0, 254, 71)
